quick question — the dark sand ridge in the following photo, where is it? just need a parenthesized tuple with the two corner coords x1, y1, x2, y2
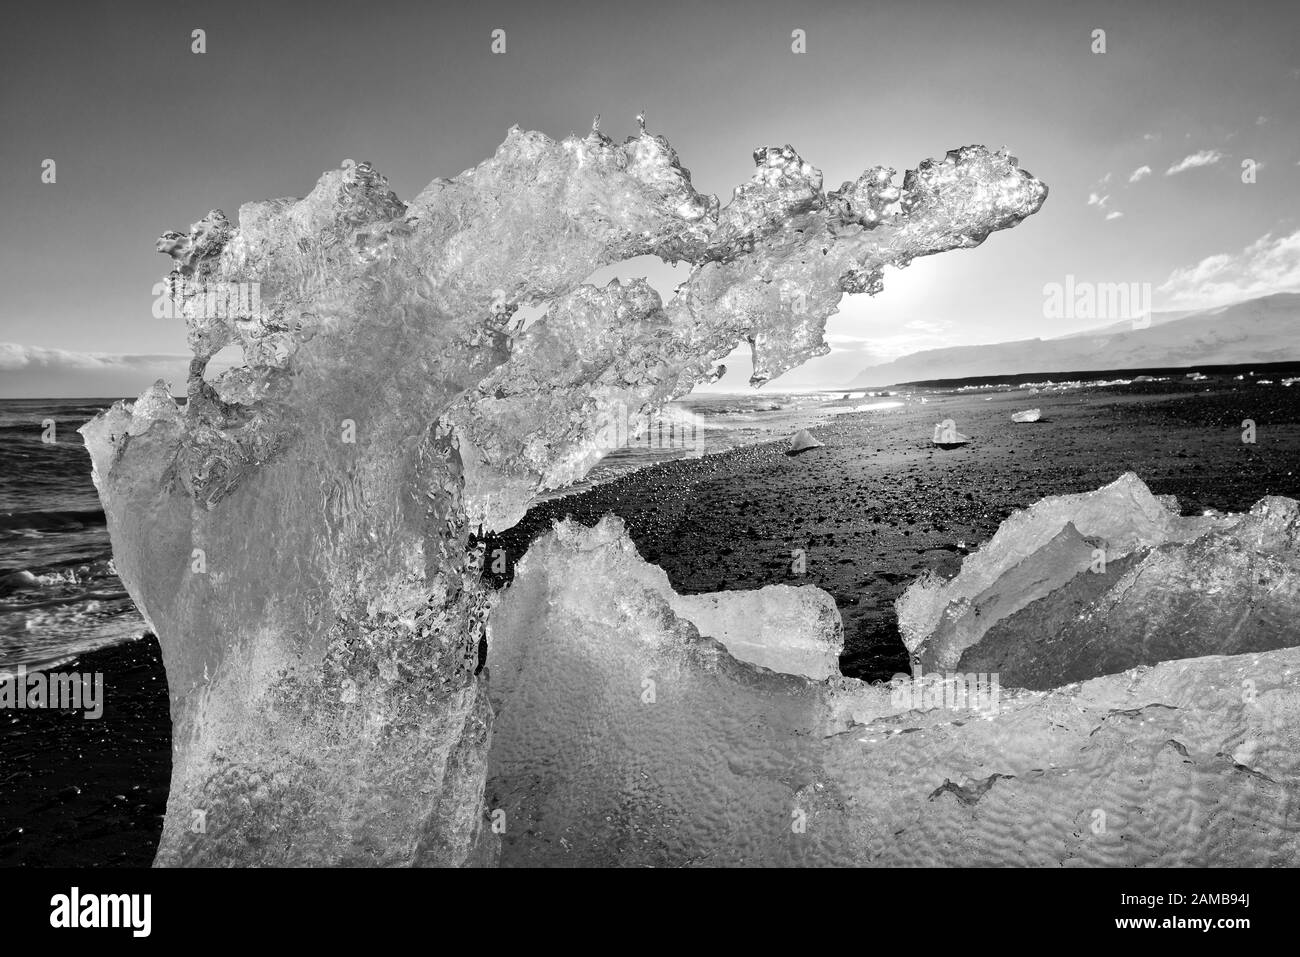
(3, 377, 1298, 865)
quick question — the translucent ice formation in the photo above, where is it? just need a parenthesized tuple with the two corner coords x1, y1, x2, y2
(485, 518, 887, 866)
(673, 583, 842, 679)
(488, 513, 1300, 866)
(786, 428, 824, 456)
(447, 139, 1049, 530)
(81, 124, 1047, 866)
(898, 472, 1300, 689)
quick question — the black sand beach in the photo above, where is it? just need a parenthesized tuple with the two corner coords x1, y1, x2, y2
(0, 635, 169, 866)
(486, 378, 1300, 680)
(4, 377, 1299, 866)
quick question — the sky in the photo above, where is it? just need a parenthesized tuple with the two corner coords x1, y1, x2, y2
(1, 0, 1298, 396)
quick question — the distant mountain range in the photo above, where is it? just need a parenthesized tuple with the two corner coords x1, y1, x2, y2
(846, 292, 1300, 388)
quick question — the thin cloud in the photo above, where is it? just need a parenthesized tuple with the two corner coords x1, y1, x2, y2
(0, 343, 238, 398)
(1128, 165, 1152, 183)
(1158, 229, 1300, 308)
(1165, 149, 1224, 175)
(0, 343, 188, 372)
(1087, 183, 1120, 219)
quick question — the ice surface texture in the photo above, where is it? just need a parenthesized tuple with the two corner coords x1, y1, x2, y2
(490, 504, 1300, 866)
(80, 125, 1046, 866)
(486, 517, 873, 866)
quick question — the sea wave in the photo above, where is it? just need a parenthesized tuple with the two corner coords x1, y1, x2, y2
(0, 508, 106, 534)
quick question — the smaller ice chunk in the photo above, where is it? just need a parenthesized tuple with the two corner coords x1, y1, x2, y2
(786, 429, 825, 456)
(1011, 408, 1041, 423)
(914, 522, 1102, 670)
(897, 472, 1300, 688)
(484, 514, 861, 867)
(492, 515, 844, 678)
(672, 584, 842, 679)
(931, 420, 971, 446)
(896, 472, 1222, 656)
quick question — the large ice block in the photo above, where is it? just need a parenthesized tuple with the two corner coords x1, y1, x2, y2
(81, 124, 1048, 865)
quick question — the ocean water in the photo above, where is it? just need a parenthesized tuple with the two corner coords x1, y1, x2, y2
(0, 400, 146, 676)
(0, 390, 907, 675)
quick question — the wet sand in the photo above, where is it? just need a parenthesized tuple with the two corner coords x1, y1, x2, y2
(0, 635, 169, 866)
(4, 377, 1299, 865)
